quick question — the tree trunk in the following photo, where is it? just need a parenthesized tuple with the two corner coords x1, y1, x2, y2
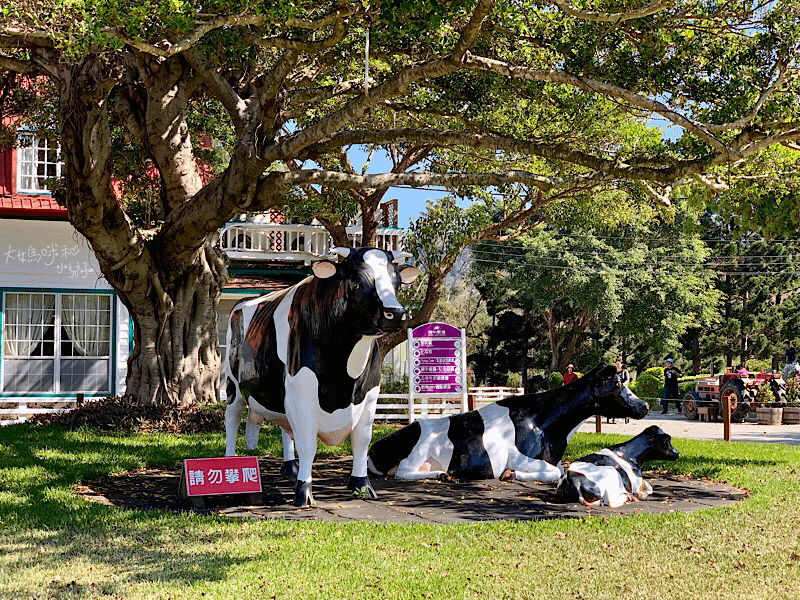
(521, 311, 529, 390)
(692, 335, 702, 374)
(124, 243, 227, 405)
(544, 311, 563, 374)
(378, 272, 444, 357)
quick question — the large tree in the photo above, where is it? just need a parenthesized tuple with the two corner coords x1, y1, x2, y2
(1, 1, 798, 405)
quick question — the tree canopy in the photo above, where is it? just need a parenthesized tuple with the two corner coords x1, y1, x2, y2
(2, 0, 799, 404)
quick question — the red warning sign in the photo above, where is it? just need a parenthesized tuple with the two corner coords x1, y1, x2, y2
(182, 456, 262, 497)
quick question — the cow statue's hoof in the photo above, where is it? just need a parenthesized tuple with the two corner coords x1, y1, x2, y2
(347, 476, 378, 500)
(294, 480, 315, 507)
(281, 459, 299, 479)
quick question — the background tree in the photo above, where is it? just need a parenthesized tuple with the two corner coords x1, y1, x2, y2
(1, 1, 798, 405)
(468, 196, 720, 379)
(678, 212, 800, 374)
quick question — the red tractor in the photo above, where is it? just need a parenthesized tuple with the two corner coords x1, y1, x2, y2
(682, 372, 787, 422)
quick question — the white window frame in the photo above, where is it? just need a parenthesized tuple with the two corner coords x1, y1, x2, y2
(16, 131, 63, 194)
(1, 291, 113, 395)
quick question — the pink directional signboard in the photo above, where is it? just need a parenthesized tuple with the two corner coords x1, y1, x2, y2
(409, 322, 466, 395)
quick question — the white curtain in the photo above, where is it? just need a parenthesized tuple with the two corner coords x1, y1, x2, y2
(3, 293, 56, 357)
(60, 295, 111, 356)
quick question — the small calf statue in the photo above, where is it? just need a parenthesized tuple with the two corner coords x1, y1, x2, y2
(368, 363, 648, 482)
(556, 425, 679, 507)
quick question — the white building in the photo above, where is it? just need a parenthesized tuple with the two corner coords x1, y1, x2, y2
(0, 199, 130, 420)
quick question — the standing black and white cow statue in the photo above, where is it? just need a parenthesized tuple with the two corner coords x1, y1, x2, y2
(224, 247, 420, 506)
(556, 425, 679, 507)
(368, 363, 649, 482)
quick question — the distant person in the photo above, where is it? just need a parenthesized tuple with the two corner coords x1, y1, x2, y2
(660, 358, 683, 414)
(737, 363, 749, 377)
(562, 364, 578, 385)
(609, 361, 630, 424)
(784, 341, 797, 380)
(616, 360, 630, 386)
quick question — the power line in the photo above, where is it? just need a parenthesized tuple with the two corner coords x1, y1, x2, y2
(466, 255, 800, 277)
(474, 232, 800, 245)
(471, 244, 796, 263)
(468, 245, 799, 268)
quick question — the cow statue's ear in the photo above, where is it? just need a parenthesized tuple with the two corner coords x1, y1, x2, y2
(312, 260, 338, 279)
(399, 265, 421, 284)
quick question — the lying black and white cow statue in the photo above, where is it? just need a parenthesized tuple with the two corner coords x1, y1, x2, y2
(368, 363, 648, 482)
(224, 247, 420, 506)
(556, 425, 679, 507)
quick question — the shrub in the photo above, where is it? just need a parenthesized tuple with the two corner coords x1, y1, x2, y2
(629, 367, 664, 399)
(755, 384, 775, 404)
(786, 378, 800, 406)
(747, 358, 771, 373)
(382, 375, 409, 394)
(547, 371, 563, 389)
(29, 397, 226, 433)
(506, 372, 522, 388)
(678, 375, 703, 397)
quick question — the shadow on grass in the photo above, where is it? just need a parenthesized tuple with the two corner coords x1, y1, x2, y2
(4, 524, 272, 589)
(0, 424, 301, 591)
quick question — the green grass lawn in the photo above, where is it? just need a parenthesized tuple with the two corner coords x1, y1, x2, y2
(1, 423, 800, 600)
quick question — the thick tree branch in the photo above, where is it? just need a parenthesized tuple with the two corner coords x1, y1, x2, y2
(704, 59, 792, 133)
(550, 0, 674, 22)
(302, 127, 677, 181)
(106, 3, 363, 59)
(0, 31, 54, 49)
(263, 0, 495, 163)
(246, 17, 348, 52)
(287, 79, 371, 106)
(463, 52, 735, 156)
(258, 168, 561, 195)
(0, 53, 37, 74)
(184, 48, 247, 132)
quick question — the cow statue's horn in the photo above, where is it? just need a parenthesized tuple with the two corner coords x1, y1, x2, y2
(392, 251, 413, 263)
(330, 247, 351, 259)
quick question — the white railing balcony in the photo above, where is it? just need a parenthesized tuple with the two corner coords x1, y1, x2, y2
(219, 222, 404, 265)
(345, 226, 404, 253)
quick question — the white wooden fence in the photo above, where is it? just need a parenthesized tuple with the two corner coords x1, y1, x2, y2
(0, 397, 81, 426)
(1, 387, 525, 426)
(374, 387, 524, 423)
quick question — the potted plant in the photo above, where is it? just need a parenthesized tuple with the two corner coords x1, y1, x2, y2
(783, 379, 800, 424)
(755, 385, 782, 425)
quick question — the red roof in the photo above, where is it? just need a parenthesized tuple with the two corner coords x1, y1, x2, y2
(0, 195, 68, 219)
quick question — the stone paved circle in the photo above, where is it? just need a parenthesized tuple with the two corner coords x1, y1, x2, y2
(76, 456, 747, 523)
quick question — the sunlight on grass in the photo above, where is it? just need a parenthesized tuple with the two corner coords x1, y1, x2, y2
(1, 424, 799, 599)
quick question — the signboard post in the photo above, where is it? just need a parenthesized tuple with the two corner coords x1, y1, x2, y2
(407, 322, 468, 422)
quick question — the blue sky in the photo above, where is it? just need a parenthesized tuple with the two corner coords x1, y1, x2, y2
(349, 146, 449, 227)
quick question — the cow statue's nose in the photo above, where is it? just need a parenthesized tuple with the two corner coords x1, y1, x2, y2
(379, 306, 409, 327)
(383, 310, 406, 320)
